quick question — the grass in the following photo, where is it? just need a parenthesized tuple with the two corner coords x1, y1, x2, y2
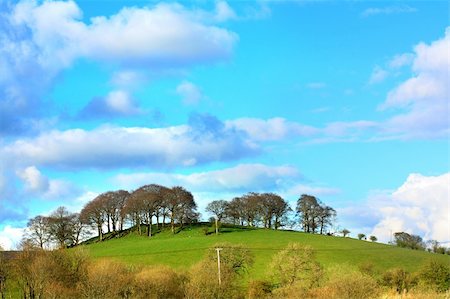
(81, 223, 450, 280)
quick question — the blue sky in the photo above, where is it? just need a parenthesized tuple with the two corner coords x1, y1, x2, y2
(0, 0, 449, 249)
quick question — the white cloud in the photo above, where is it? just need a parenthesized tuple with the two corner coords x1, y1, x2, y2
(2, 119, 258, 170)
(286, 184, 341, 197)
(0, 0, 237, 134)
(16, 166, 49, 193)
(214, 1, 237, 22)
(0, 225, 25, 250)
(226, 117, 318, 141)
(361, 5, 417, 17)
(370, 173, 450, 244)
(369, 66, 389, 84)
(176, 81, 203, 105)
(381, 28, 449, 138)
(105, 90, 141, 115)
(11, 1, 237, 66)
(114, 163, 299, 192)
(110, 70, 147, 89)
(388, 53, 414, 69)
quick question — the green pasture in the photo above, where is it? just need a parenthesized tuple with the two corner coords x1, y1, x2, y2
(82, 223, 450, 279)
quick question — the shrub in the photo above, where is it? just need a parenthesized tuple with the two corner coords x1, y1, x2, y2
(418, 259, 450, 292)
(79, 259, 133, 299)
(270, 243, 322, 289)
(358, 261, 376, 277)
(133, 265, 186, 299)
(313, 265, 380, 299)
(185, 259, 242, 299)
(381, 267, 417, 293)
(247, 280, 272, 299)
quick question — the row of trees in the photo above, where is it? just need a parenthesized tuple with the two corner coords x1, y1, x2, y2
(26, 207, 83, 249)
(79, 185, 198, 241)
(24, 183, 336, 248)
(206, 193, 291, 229)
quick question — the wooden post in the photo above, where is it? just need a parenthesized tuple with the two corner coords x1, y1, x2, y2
(216, 247, 222, 285)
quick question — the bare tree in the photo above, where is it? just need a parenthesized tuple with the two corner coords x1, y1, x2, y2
(102, 190, 129, 233)
(47, 206, 78, 248)
(167, 186, 197, 233)
(80, 197, 106, 242)
(129, 184, 165, 237)
(26, 216, 50, 249)
(205, 200, 229, 222)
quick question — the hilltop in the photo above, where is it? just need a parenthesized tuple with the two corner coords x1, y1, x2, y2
(80, 223, 450, 279)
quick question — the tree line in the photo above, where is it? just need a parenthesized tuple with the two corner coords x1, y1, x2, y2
(24, 183, 337, 249)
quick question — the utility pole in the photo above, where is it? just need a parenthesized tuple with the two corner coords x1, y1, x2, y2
(216, 247, 222, 285)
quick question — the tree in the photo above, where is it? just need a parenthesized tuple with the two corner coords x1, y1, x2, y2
(369, 235, 377, 242)
(394, 232, 425, 250)
(226, 197, 244, 225)
(80, 196, 106, 241)
(341, 229, 350, 237)
(26, 216, 50, 249)
(166, 186, 197, 233)
(357, 233, 366, 240)
(205, 200, 228, 222)
(102, 190, 129, 232)
(296, 194, 335, 234)
(316, 205, 336, 234)
(47, 206, 78, 248)
(129, 184, 165, 237)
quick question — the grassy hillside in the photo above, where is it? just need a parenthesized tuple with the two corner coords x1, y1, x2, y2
(82, 224, 450, 279)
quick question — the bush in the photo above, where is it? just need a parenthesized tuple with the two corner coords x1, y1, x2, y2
(270, 243, 322, 289)
(312, 265, 380, 299)
(133, 265, 186, 299)
(358, 261, 377, 277)
(381, 267, 417, 293)
(185, 259, 243, 299)
(418, 259, 450, 292)
(247, 280, 272, 299)
(79, 259, 133, 299)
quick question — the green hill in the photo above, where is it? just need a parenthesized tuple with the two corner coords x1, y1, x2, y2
(81, 223, 450, 279)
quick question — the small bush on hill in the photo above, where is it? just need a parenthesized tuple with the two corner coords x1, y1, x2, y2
(270, 243, 323, 290)
(79, 259, 133, 299)
(381, 267, 417, 293)
(418, 259, 450, 292)
(246, 280, 272, 299)
(133, 265, 187, 299)
(312, 265, 380, 299)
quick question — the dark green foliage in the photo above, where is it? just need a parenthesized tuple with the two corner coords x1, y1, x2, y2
(393, 232, 425, 250)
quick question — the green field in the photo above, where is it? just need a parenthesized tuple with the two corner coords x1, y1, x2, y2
(82, 223, 450, 279)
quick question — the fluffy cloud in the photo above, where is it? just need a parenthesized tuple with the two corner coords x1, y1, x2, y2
(16, 166, 49, 193)
(370, 173, 450, 244)
(2, 115, 258, 170)
(114, 163, 299, 192)
(176, 81, 203, 105)
(0, 225, 25, 250)
(368, 66, 389, 84)
(0, 0, 237, 134)
(80, 90, 142, 119)
(226, 117, 318, 141)
(11, 1, 237, 66)
(381, 28, 449, 138)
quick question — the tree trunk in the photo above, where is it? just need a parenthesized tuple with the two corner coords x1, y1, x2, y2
(148, 216, 152, 237)
(98, 224, 103, 241)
